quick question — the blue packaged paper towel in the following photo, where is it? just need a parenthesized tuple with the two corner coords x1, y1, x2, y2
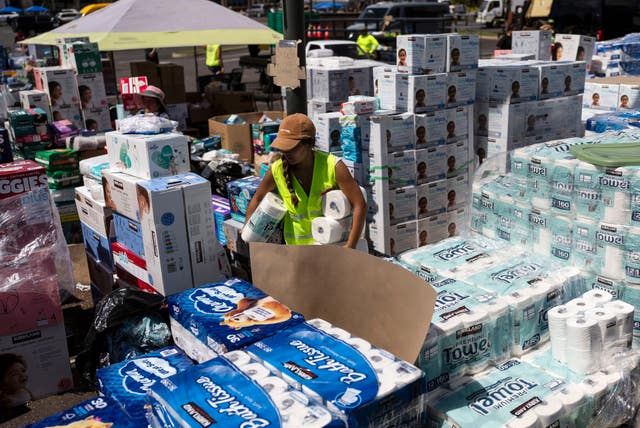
(26, 396, 135, 427)
(96, 346, 194, 425)
(146, 353, 345, 428)
(168, 277, 305, 354)
(246, 321, 427, 427)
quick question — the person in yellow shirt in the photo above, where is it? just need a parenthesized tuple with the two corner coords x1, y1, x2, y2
(205, 44, 224, 75)
(356, 30, 379, 57)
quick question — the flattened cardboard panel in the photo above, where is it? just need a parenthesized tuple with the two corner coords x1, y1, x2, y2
(250, 243, 435, 362)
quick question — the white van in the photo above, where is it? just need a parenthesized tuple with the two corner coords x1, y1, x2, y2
(476, 0, 524, 28)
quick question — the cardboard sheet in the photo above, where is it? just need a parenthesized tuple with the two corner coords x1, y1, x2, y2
(250, 243, 435, 363)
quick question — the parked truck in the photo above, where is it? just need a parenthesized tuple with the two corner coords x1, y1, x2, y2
(476, 0, 525, 28)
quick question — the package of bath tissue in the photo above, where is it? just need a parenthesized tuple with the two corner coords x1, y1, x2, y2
(427, 359, 566, 428)
(241, 192, 287, 243)
(168, 278, 304, 355)
(419, 277, 511, 391)
(26, 396, 135, 428)
(96, 346, 193, 425)
(312, 216, 351, 244)
(398, 236, 507, 278)
(169, 317, 218, 363)
(146, 353, 346, 428)
(246, 320, 427, 427)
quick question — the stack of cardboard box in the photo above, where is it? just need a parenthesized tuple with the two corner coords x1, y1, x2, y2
(34, 66, 84, 129)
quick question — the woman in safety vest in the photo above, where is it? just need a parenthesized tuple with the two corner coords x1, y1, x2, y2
(206, 44, 224, 75)
(244, 114, 367, 248)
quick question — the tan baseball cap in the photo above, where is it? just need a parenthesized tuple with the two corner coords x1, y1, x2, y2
(271, 113, 316, 152)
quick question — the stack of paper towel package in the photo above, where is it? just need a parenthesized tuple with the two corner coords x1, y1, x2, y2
(309, 33, 479, 256)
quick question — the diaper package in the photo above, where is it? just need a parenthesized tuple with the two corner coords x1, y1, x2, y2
(168, 278, 304, 356)
(419, 277, 511, 391)
(26, 396, 135, 428)
(96, 346, 194, 425)
(246, 320, 427, 427)
(146, 352, 345, 428)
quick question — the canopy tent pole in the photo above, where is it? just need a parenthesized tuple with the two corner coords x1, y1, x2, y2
(193, 46, 199, 92)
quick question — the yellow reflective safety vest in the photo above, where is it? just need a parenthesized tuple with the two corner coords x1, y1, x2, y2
(271, 151, 338, 245)
(206, 45, 221, 67)
(356, 34, 379, 56)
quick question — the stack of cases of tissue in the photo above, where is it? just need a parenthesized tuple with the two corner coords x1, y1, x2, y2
(361, 33, 479, 256)
(245, 319, 427, 426)
(26, 396, 136, 428)
(425, 357, 637, 428)
(397, 236, 585, 385)
(146, 351, 345, 427)
(547, 290, 634, 374)
(470, 129, 640, 342)
(167, 277, 305, 363)
(96, 346, 194, 426)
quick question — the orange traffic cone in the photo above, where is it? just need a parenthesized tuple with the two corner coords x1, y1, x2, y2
(324, 25, 329, 39)
(306, 24, 312, 39)
(314, 25, 320, 39)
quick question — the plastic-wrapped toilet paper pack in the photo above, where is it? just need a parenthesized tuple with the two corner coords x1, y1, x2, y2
(241, 192, 287, 243)
(595, 222, 627, 279)
(584, 274, 626, 301)
(397, 236, 507, 278)
(620, 283, 640, 343)
(96, 347, 194, 425)
(246, 320, 427, 427)
(418, 277, 511, 391)
(168, 278, 304, 354)
(625, 225, 640, 283)
(146, 353, 346, 428)
(169, 317, 218, 363)
(26, 396, 135, 428)
(529, 142, 580, 216)
(426, 359, 567, 428)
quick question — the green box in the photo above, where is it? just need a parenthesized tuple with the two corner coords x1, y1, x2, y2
(62, 42, 102, 74)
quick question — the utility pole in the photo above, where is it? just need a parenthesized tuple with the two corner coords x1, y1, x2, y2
(282, 0, 306, 114)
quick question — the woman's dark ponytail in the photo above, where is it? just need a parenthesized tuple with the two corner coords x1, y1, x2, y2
(282, 155, 298, 207)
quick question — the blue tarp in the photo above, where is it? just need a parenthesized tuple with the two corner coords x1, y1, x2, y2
(313, 2, 344, 10)
(0, 6, 21, 13)
(24, 5, 48, 12)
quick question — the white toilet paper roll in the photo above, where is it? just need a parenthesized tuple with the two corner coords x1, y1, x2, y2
(585, 307, 618, 345)
(242, 192, 287, 243)
(312, 216, 351, 244)
(601, 245, 626, 280)
(365, 348, 396, 372)
(307, 318, 332, 331)
(382, 361, 422, 387)
(295, 406, 334, 428)
(533, 399, 563, 427)
(583, 289, 614, 306)
(604, 301, 634, 341)
(580, 373, 609, 412)
(599, 366, 622, 391)
(548, 305, 576, 363)
(326, 327, 351, 341)
(258, 376, 289, 396)
(557, 384, 585, 415)
(321, 187, 367, 219)
(346, 337, 372, 353)
(280, 372, 302, 390)
(241, 363, 270, 380)
(566, 298, 595, 313)
(505, 411, 539, 428)
(224, 350, 251, 367)
(566, 318, 602, 374)
(273, 391, 308, 415)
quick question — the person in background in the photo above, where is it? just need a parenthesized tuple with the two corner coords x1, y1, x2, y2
(244, 114, 367, 248)
(139, 85, 169, 119)
(357, 30, 379, 58)
(206, 44, 224, 75)
(496, 25, 514, 50)
(145, 48, 159, 64)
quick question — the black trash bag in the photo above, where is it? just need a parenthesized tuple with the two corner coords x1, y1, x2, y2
(75, 288, 170, 386)
(203, 160, 246, 197)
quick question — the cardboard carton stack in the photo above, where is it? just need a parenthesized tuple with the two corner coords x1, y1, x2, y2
(0, 160, 73, 411)
(34, 66, 84, 129)
(474, 57, 585, 165)
(60, 41, 112, 131)
(76, 126, 229, 301)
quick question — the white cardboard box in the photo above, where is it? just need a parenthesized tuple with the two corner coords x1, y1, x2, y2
(446, 71, 476, 108)
(444, 106, 469, 143)
(19, 90, 52, 120)
(416, 146, 447, 184)
(415, 110, 447, 148)
(0, 324, 73, 406)
(618, 83, 640, 110)
(76, 72, 108, 111)
(560, 62, 586, 96)
(446, 34, 479, 72)
(101, 169, 144, 221)
(417, 180, 446, 218)
(512, 30, 553, 60)
(584, 81, 619, 111)
(446, 139, 469, 178)
(307, 99, 343, 120)
(34, 66, 80, 108)
(536, 63, 566, 100)
(369, 149, 416, 189)
(447, 207, 468, 238)
(447, 172, 469, 211)
(396, 34, 446, 74)
(486, 101, 526, 144)
(407, 73, 447, 113)
(75, 185, 112, 237)
(310, 67, 350, 103)
(315, 111, 343, 153)
(378, 71, 410, 111)
(373, 65, 397, 98)
(370, 113, 414, 154)
(347, 67, 374, 97)
(105, 131, 190, 179)
(82, 107, 111, 131)
(555, 34, 595, 71)
(481, 64, 540, 104)
(417, 214, 447, 247)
